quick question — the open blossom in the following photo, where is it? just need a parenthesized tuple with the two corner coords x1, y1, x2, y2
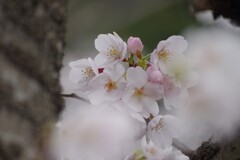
(123, 66, 163, 118)
(94, 32, 127, 66)
(127, 36, 144, 54)
(141, 137, 189, 160)
(88, 63, 126, 105)
(160, 54, 198, 88)
(147, 115, 182, 148)
(151, 36, 188, 65)
(69, 57, 98, 90)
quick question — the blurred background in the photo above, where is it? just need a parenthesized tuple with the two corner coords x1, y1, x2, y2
(66, 0, 197, 55)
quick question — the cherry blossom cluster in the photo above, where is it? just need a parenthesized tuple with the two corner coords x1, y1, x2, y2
(61, 32, 198, 160)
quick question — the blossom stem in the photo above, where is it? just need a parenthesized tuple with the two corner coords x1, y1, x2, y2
(142, 53, 151, 60)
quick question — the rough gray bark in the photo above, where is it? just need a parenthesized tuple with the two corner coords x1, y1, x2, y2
(189, 0, 240, 25)
(0, 0, 67, 159)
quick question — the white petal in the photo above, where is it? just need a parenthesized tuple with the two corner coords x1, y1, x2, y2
(127, 97, 143, 112)
(69, 59, 89, 68)
(157, 40, 167, 52)
(105, 63, 125, 81)
(88, 88, 106, 105)
(150, 49, 158, 65)
(89, 73, 108, 88)
(148, 127, 172, 148)
(144, 82, 163, 100)
(147, 115, 179, 148)
(165, 35, 188, 54)
(163, 115, 182, 138)
(126, 66, 148, 88)
(88, 57, 99, 75)
(122, 86, 135, 102)
(94, 53, 110, 67)
(95, 34, 114, 53)
(142, 97, 159, 117)
(69, 67, 85, 83)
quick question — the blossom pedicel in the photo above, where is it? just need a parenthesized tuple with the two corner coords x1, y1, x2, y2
(61, 32, 198, 160)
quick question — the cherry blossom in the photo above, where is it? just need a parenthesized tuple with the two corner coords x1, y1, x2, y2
(127, 36, 144, 54)
(69, 57, 98, 90)
(160, 54, 198, 89)
(88, 63, 126, 105)
(147, 115, 182, 148)
(146, 63, 163, 83)
(151, 36, 188, 65)
(95, 32, 127, 66)
(141, 137, 189, 160)
(123, 66, 163, 118)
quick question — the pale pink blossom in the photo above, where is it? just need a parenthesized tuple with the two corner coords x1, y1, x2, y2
(127, 36, 144, 54)
(147, 64, 163, 83)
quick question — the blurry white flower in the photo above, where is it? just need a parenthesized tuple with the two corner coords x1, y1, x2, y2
(141, 137, 189, 160)
(175, 27, 240, 149)
(123, 66, 163, 118)
(160, 54, 198, 89)
(69, 57, 98, 90)
(88, 63, 126, 105)
(51, 103, 146, 160)
(142, 137, 173, 160)
(95, 32, 127, 67)
(147, 115, 182, 148)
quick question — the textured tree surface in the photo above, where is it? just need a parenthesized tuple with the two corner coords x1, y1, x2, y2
(0, 0, 67, 159)
(189, 0, 240, 25)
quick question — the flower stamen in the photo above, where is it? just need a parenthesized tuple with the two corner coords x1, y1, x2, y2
(134, 88, 144, 97)
(158, 50, 171, 63)
(105, 80, 117, 92)
(152, 118, 166, 132)
(107, 46, 120, 59)
(82, 67, 95, 80)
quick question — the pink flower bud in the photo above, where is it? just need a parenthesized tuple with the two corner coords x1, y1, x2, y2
(127, 36, 144, 54)
(147, 65, 163, 83)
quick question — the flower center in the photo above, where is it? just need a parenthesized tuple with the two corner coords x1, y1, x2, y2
(107, 46, 120, 59)
(152, 118, 166, 132)
(82, 67, 95, 80)
(173, 65, 186, 80)
(134, 88, 144, 97)
(158, 50, 171, 63)
(148, 147, 157, 155)
(104, 80, 117, 92)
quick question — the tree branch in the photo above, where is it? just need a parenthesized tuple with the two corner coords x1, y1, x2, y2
(61, 93, 90, 102)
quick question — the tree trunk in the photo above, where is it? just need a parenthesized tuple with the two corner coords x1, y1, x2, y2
(0, 0, 67, 159)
